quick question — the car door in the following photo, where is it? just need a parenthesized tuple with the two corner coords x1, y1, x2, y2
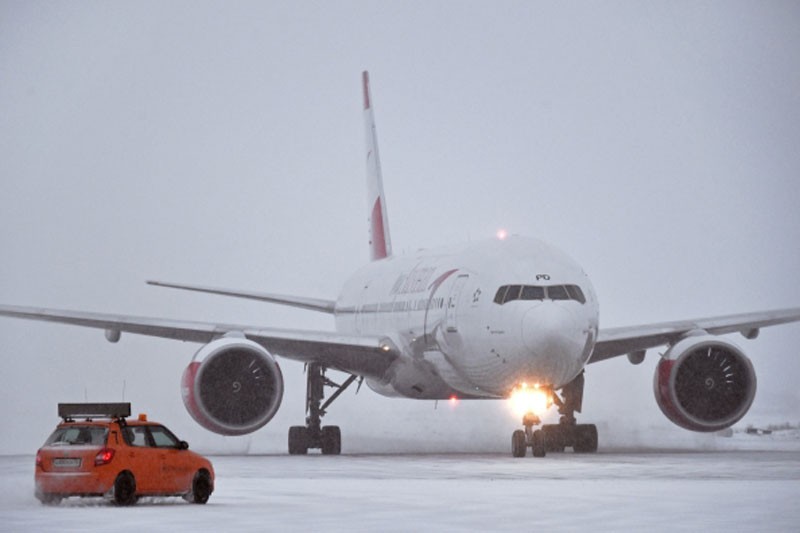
(149, 425, 194, 494)
(121, 425, 161, 493)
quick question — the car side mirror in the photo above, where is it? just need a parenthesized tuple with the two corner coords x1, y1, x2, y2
(178, 440, 189, 450)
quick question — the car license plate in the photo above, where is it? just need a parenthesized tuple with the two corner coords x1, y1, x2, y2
(53, 458, 81, 468)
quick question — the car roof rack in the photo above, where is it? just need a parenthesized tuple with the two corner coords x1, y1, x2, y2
(58, 403, 131, 422)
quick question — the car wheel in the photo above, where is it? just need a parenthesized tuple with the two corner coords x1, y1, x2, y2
(189, 470, 212, 504)
(36, 492, 62, 505)
(113, 471, 137, 506)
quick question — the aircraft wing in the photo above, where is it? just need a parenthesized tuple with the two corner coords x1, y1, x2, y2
(589, 307, 800, 363)
(146, 280, 337, 313)
(0, 304, 396, 379)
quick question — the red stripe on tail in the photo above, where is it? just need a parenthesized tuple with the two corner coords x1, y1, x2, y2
(362, 71, 371, 110)
(370, 197, 387, 260)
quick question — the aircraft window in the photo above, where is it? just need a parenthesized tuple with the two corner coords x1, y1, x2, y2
(547, 285, 569, 300)
(494, 286, 508, 304)
(521, 286, 545, 300)
(566, 285, 586, 304)
(505, 285, 522, 303)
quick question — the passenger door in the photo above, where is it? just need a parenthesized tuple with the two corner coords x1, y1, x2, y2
(445, 275, 469, 332)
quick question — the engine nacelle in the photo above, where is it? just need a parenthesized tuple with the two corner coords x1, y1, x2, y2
(654, 335, 756, 432)
(181, 336, 283, 436)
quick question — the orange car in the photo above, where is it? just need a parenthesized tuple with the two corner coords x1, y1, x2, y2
(35, 403, 214, 505)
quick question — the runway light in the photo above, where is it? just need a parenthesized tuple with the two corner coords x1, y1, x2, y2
(509, 383, 551, 417)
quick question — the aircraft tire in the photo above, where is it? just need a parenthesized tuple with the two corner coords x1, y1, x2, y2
(511, 430, 527, 457)
(321, 426, 341, 455)
(573, 424, 598, 453)
(542, 424, 566, 452)
(288, 426, 309, 455)
(532, 429, 546, 458)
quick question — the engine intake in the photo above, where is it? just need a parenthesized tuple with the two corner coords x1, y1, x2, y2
(654, 335, 756, 432)
(181, 337, 283, 436)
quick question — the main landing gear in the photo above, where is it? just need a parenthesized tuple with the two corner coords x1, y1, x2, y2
(511, 371, 598, 458)
(288, 362, 359, 455)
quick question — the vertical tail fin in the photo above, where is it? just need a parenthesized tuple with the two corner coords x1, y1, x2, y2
(363, 71, 392, 261)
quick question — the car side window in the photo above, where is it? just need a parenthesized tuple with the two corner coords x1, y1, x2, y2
(126, 426, 150, 447)
(150, 426, 180, 448)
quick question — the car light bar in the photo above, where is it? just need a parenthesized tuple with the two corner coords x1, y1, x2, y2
(58, 402, 131, 420)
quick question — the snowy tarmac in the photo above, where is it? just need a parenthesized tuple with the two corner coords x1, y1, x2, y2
(1, 442, 799, 532)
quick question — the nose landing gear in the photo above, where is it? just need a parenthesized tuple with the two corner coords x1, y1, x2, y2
(510, 371, 598, 457)
(511, 412, 547, 457)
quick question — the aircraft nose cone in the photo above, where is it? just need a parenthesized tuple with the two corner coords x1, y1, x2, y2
(521, 304, 586, 378)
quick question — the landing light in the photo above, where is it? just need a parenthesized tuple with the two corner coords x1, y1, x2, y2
(496, 229, 508, 240)
(449, 395, 459, 407)
(509, 383, 551, 417)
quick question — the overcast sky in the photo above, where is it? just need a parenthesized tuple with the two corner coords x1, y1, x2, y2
(1, 1, 799, 454)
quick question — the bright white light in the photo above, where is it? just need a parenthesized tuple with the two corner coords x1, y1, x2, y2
(509, 383, 551, 417)
(496, 228, 508, 240)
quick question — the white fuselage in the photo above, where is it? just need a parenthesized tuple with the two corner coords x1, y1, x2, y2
(334, 236, 599, 400)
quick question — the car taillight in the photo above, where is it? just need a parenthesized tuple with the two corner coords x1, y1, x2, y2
(94, 448, 115, 466)
(36, 450, 43, 468)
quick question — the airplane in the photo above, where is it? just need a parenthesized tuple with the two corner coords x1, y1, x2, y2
(2, 71, 800, 457)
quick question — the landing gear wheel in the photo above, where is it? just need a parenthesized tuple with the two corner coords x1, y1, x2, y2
(289, 363, 358, 455)
(573, 424, 598, 453)
(288, 426, 309, 455)
(542, 424, 566, 452)
(113, 472, 137, 506)
(511, 429, 527, 457)
(321, 426, 342, 455)
(532, 429, 546, 458)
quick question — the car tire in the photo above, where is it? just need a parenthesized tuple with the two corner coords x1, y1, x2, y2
(113, 471, 137, 506)
(36, 492, 62, 506)
(188, 470, 212, 504)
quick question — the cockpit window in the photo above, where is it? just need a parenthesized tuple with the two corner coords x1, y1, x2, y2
(547, 285, 569, 300)
(521, 285, 545, 300)
(493, 286, 508, 304)
(565, 285, 586, 304)
(494, 284, 586, 305)
(505, 285, 522, 303)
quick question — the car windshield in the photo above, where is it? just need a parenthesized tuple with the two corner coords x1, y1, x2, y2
(45, 426, 108, 446)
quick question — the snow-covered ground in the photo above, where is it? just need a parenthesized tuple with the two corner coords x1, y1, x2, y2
(1, 431, 798, 532)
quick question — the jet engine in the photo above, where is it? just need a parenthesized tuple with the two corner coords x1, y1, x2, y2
(654, 335, 756, 432)
(181, 336, 283, 436)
